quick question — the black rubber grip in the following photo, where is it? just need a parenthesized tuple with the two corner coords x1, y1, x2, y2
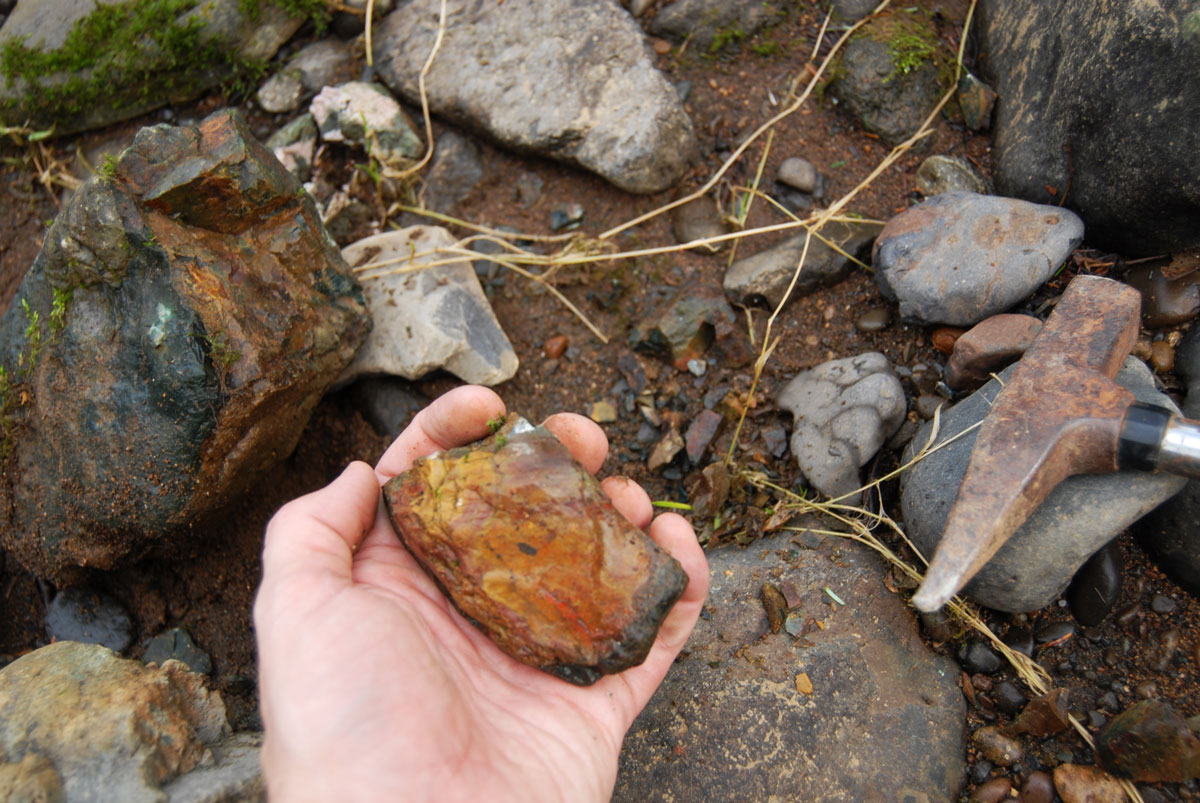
(1119, 402, 1172, 471)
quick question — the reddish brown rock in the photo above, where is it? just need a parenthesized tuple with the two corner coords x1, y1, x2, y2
(945, 314, 1043, 391)
(1053, 764, 1126, 803)
(684, 409, 723, 463)
(383, 416, 688, 685)
(543, 334, 568, 359)
(1097, 699, 1200, 782)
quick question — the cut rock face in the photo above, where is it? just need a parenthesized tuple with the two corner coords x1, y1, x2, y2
(383, 416, 688, 685)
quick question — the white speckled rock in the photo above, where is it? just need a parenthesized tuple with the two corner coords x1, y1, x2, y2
(778, 352, 906, 499)
(340, 226, 518, 387)
(310, 81, 422, 165)
(873, 192, 1084, 326)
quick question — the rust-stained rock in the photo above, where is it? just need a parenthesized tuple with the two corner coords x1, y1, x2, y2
(383, 416, 688, 685)
(945, 314, 1043, 391)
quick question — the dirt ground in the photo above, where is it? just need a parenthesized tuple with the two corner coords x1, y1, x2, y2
(0, 3, 1196, 799)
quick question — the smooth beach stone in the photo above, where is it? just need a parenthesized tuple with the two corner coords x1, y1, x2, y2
(383, 416, 689, 685)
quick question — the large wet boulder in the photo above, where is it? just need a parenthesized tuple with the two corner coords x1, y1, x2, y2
(0, 641, 232, 802)
(615, 531, 966, 799)
(373, 0, 696, 193)
(978, 0, 1200, 256)
(0, 109, 370, 579)
(0, 0, 314, 135)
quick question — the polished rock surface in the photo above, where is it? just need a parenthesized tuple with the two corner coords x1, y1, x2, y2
(383, 416, 688, 684)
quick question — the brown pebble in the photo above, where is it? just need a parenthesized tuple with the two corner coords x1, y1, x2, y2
(1053, 763, 1126, 803)
(1134, 679, 1158, 699)
(971, 673, 994, 692)
(1149, 340, 1175, 373)
(652, 38, 672, 55)
(823, 303, 837, 322)
(1019, 770, 1054, 803)
(974, 724, 1023, 766)
(915, 394, 946, 419)
(932, 326, 966, 354)
(543, 334, 569, 359)
(971, 777, 1012, 803)
(855, 308, 890, 332)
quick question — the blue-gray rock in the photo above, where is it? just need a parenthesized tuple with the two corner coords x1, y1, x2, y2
(723, 220, 880, 309)
(830, 12, 949, 145)
(902, 357, 1187, 612)
(310, 81, 423, 165)
(648, 0, 783, 53)
(0, 0, 308, 135)
(339, 226, 518, 386)
(873, 192, 1085, 326)
(978, 0, 1200, 257)
(916, 155, 988, 197)
(0, 110, 370, 579)
(45, 587, 133, 653)
(778, 352, 906, 500)
(1133, 324, 1200, 599)
(614, 532, 966, 800)
(143, 628, 213, 676)
(374, 0, 696, 193)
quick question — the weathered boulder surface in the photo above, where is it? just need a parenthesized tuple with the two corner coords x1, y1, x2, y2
(615, 531, 965, 800)
(374, 0, 696, 193)
(0, 0, 309, 135)
(340, 226, 517, 386)
(979, 0, 1200, 256)
(384, 416, 688, 685)
(0, 110, 370, 579)
(902, 357, 1187, 612)
(873, 192, 1084, 326)
(0, 641, 230, 803)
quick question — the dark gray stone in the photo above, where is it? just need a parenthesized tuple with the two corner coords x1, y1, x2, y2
(916, 155, 988, 197)
(163, 732, 263, 803)
(0, 110, 370, 579)
(831, 26, 944, 145)
(723, 220, 880, 309)
(615, 532, 965, 800)
(958, 640, 1002, 675)
(873, 192, 1084, 326)
(344, 377, 426, 440)
(375, 0, 696, 193)
(979, 0, 1200, 256)
(1068, 541, 1123, 627)
(902, 357, 1187, 612)
(421, 130, 484, 214)
(45, 587, 133, 652)
(649, 0, 783, 53)
(143, 628, 213, 676)
(0, 0, 305, 135)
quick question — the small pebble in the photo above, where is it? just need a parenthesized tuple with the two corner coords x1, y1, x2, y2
(970, 760, 995, 785)
(1134, 679, 1158, 699)
(687, 358, 707, 376)
(1149, 594, 1176, 614)
(589, 400, 617, 423)
(993, 680, 1028, 715)
(45, 587, 134, 652)
(1156, 628, 1180, 671)
(1020, 770, 1054, 803)
(920, 610, 958, 643)
(1088, 710, 1108, 729)
(550, 203, 584, 231)
(1098, 691, 1119, 711)
(823, 303, 837, 322)
(142, 627, 213, 675)
(1035, 621, 1075, 644)
(543, 335, 568, 359)
(932, 326, 966, 354)
(1003, 627, 1034, 657)
(855, 307, 890, 332)
(1116, 603, 1142, 625)
(636, 422, 659, 443)
(959, 640, 1003, 674)
(974, 725, 1023, 766)
(776, 157, 819, 194)
(971, 673, 994, 693)
(915, 394, 946, 419)
(1149, 340, 1175, 373)
(1067, 542, 1123, 627)
(970, 777, 1012, 803)
(651, 38, 672, 55)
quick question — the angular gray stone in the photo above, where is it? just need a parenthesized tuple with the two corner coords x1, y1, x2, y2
(916, 155, 988, 196)
(648, 0, 783, 53)
(902, 357, 1188, 612)
(340, 226, 518, 386)
(421, 130, 484, 214)
(374, 0, 696, 193)
(615, 532, 965, 800)
(670, 196, 727, 252)
(266, 114, 317, 182)
(979, 0, 1200, 256)
(163, 733, 263, 803)
(724, 220, 880, 309)
(45, 587, 133, 653)
(0, 0, 306, 135)
(144, 628, 213, 676)
(831, 26, 945, 145)
(873, 191, 1085, 326)
(257, 39, 356, 114)
(310, 81, 423, 165)
(0, 642, 230, 803)
(778, 352, 906, 500)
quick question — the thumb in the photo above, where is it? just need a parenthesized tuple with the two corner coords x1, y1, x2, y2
(261, 461, 381, 586)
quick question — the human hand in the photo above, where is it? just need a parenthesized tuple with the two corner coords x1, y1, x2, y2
(253, 386, 709, 802)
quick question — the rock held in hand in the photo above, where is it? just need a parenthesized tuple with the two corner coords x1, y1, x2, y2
(383, 416, 689, 685)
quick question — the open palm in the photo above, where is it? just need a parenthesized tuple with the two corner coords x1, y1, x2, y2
(254, 386, 709, 802)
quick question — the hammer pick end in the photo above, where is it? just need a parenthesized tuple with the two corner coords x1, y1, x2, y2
(912, 570, 958, 613)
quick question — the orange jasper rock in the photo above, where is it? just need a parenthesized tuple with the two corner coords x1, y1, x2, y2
(383, 415, 689, 685)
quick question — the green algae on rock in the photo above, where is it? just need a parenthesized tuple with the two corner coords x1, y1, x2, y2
(383, 415, 689, 685)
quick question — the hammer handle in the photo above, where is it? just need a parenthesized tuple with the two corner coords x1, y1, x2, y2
(1120, 402, 1200, 479)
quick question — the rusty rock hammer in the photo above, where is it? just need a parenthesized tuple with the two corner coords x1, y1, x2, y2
(913, 275, 1200, 613)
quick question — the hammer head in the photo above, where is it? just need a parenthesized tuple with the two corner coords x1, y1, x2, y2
(912, 276, 1141, 613)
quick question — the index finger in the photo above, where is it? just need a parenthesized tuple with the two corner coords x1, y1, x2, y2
(375, 385, 506, 482)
